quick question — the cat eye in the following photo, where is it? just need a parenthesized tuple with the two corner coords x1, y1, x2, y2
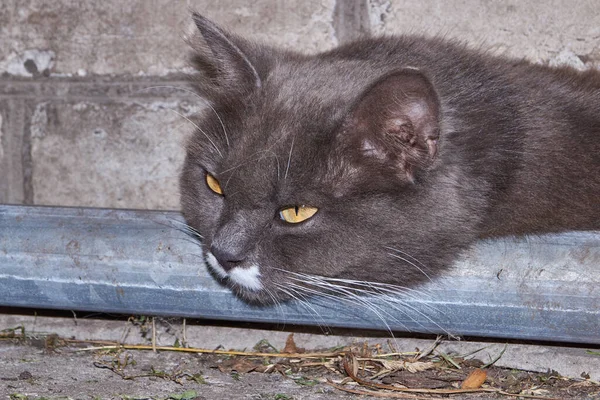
(279, 205, 318, 224)
(205, 172, 223, 195)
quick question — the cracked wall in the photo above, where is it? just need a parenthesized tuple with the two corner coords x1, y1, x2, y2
(0, 0, 599, 209)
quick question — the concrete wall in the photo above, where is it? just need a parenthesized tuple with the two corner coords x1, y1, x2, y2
(1, 0, 599, 210)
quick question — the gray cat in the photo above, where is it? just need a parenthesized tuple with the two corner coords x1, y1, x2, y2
(180, 13, 600, 304)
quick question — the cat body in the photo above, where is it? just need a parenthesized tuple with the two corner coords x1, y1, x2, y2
(180, 14, 600, 303)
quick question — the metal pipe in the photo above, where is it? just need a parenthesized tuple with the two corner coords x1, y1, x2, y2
(1, 205, 598, 344)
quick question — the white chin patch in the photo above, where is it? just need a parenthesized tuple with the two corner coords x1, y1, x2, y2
(229, 265, 263, 292)
(205, 253, 263, 292)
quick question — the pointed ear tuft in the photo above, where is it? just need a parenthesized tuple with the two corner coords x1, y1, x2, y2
(343, 69, 441, 182)
(188, 13, 264, 99)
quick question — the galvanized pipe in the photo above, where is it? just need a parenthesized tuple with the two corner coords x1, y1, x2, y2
(1, 205, 598, 344)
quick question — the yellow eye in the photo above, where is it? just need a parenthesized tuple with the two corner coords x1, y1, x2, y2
(205, 173, 223, 195)
(279, 205, 318, 224)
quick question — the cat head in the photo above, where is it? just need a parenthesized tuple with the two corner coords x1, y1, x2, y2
(180, 14, 469, 304)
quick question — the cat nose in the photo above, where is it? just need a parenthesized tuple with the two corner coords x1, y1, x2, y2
(210, 244, 245, 272)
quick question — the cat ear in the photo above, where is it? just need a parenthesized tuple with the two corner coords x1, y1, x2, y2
(342, 69, 440, 182)
(189, 13, 264, 98)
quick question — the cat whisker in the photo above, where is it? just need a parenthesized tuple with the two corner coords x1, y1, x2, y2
(283, 282, 360, 333)
(139, 85, 230, 147)
(165, 108, 223, 157)
(287, 281, 401, 336)
(261, 134, 288, 181)
(303, 275, 433, 300)
(224, 168, 237, 191)
(325, 280, 432, 308)
(280, 285, 344, 333)
(143, 234, 204, 255)
(264, 286, 287, 328)
(175, 236, 204, 249)
(220, 156, 264, 175)
(280, 270, 431, 303)
(171, 226, 203, 242)
(148, 218, 205, 251)
(309, 274, 446, 324)
(221, 151, 281, 189)
(287, 279, 399, 329)
(284, 136, 295, 179)
(148, 218, 209, 259)
(290, 278, 404, 318)
(386, 252, 432, 282)
(275, 284, 330, 333)
(210, 145, 286, 188)
(338, 284, 447, 334)
(164, 217, 204, 239)
(384, 246, 430, 271)
(284, 272, 448, 334)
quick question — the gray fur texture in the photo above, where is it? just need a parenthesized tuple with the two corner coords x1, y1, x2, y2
(180, 13, 600, 304)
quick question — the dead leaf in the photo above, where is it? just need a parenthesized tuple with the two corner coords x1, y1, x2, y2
(282, 333, 304, 354)
(218, 358, 258, 373)
(345, 354, 359, 378)
(461, 368, 487, 389)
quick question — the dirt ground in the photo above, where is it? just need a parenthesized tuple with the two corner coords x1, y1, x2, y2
(1, 338, 352, 400)
(2, 321, 600, 400)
